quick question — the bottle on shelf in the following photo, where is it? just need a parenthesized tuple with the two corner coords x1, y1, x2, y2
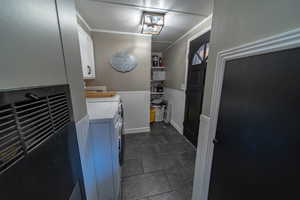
(157, 84, 164, 92)
(152, 55, 159, 67)
(159, 57, 163, 67)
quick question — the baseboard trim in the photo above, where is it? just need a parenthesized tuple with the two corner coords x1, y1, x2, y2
(170, 119, 183, 135)
(124, 127, 150, 134)
(116, 91, 150, 94)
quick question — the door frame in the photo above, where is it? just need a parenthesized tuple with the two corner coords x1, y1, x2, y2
(184, 26, 211, 91)
(183, 29, 211, 146)
(192, 27, 300, 200)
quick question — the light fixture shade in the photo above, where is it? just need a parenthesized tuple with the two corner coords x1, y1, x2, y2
(141, 12, 165, 35)
(142, 24, 162, 35)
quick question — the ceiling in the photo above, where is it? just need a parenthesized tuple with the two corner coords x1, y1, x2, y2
(75, 0, 212, 51)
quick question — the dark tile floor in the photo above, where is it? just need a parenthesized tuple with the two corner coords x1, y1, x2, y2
(122, 122, 196, 200)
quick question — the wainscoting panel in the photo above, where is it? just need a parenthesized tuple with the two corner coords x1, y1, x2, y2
(117, 91, 150, 134)
(165, 88, 186, 134)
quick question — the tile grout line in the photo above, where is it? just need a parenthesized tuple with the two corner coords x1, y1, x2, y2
(144, 189, 176, 200)
(162, 168, 175, 192)
(122, 123, 196, 200)
(122, 171, 175, 200)
(122, 169, 166, 180)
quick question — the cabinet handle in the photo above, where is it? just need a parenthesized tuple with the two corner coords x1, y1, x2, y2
(25, 92, 40, 100)
(87, 65, 91, 75)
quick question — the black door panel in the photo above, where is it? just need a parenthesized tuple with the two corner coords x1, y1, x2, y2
(184, 31, 210, 147)
(208, 47, 300, 200)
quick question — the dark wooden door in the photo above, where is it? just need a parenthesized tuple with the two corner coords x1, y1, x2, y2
(184, 31, 210, 147)
(208, 47, 300, 200)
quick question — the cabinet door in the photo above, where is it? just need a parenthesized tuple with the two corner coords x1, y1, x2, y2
(77, 26, 95, 79)
(86, 35, 96, 79)
(77, 26, 88, 78)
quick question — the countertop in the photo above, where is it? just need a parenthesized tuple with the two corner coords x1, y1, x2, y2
(86, 95, 120, 103)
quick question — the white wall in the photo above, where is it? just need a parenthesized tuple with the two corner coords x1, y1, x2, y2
(117, 91, 150, 134)
(164, 88, 186, 134)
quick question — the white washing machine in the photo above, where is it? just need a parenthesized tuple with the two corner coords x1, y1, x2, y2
(86, 95, 124, 200)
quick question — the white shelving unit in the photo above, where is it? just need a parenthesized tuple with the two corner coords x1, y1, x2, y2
(151, 80, 164, 82)
(150, 52, 167, 123)
(151, 52, 165, 98)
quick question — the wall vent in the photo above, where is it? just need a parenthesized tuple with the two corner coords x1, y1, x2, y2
(15, 97, 53, 152)
(48, 93, 70, 132)
(0, 104, 25, 173)
(0, 85, 72, 174)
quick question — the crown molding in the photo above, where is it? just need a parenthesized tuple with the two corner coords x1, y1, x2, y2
(90, 0, 207, 17)
(152, 41, 173, 43)
(76, 12, 151, 37)
(91, 28, 152, 37)
(76, 12, 92, 31)
(164, 14, 213, 52)
(76, 12, 212, 46)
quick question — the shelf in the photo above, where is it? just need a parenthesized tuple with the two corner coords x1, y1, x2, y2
(151, 92, 164, 95)
(151, 53, 165, 98)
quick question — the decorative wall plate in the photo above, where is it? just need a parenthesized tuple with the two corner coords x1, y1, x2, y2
(110, 51, 137, 73)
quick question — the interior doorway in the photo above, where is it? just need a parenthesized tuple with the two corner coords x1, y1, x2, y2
(183, 31, 210, 147)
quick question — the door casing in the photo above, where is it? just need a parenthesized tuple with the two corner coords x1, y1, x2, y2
(183, 30, 211, 146)
(191, 27, 300, 200)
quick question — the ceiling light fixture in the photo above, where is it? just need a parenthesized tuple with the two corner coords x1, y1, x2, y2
(141, 12, 165, 35)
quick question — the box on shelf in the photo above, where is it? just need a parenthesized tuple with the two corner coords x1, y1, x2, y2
(150, 107, 156, 123)
(152, 71, 166, 81)
(153, 105, 165, 122)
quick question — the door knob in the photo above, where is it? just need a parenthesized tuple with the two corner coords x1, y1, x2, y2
(213, 138, 220, 144)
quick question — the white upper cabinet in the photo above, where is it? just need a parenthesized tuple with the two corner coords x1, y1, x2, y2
(77, 25, 96, 79)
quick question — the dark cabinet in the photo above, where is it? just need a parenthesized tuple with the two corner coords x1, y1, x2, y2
(0, 0, 86, 200)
